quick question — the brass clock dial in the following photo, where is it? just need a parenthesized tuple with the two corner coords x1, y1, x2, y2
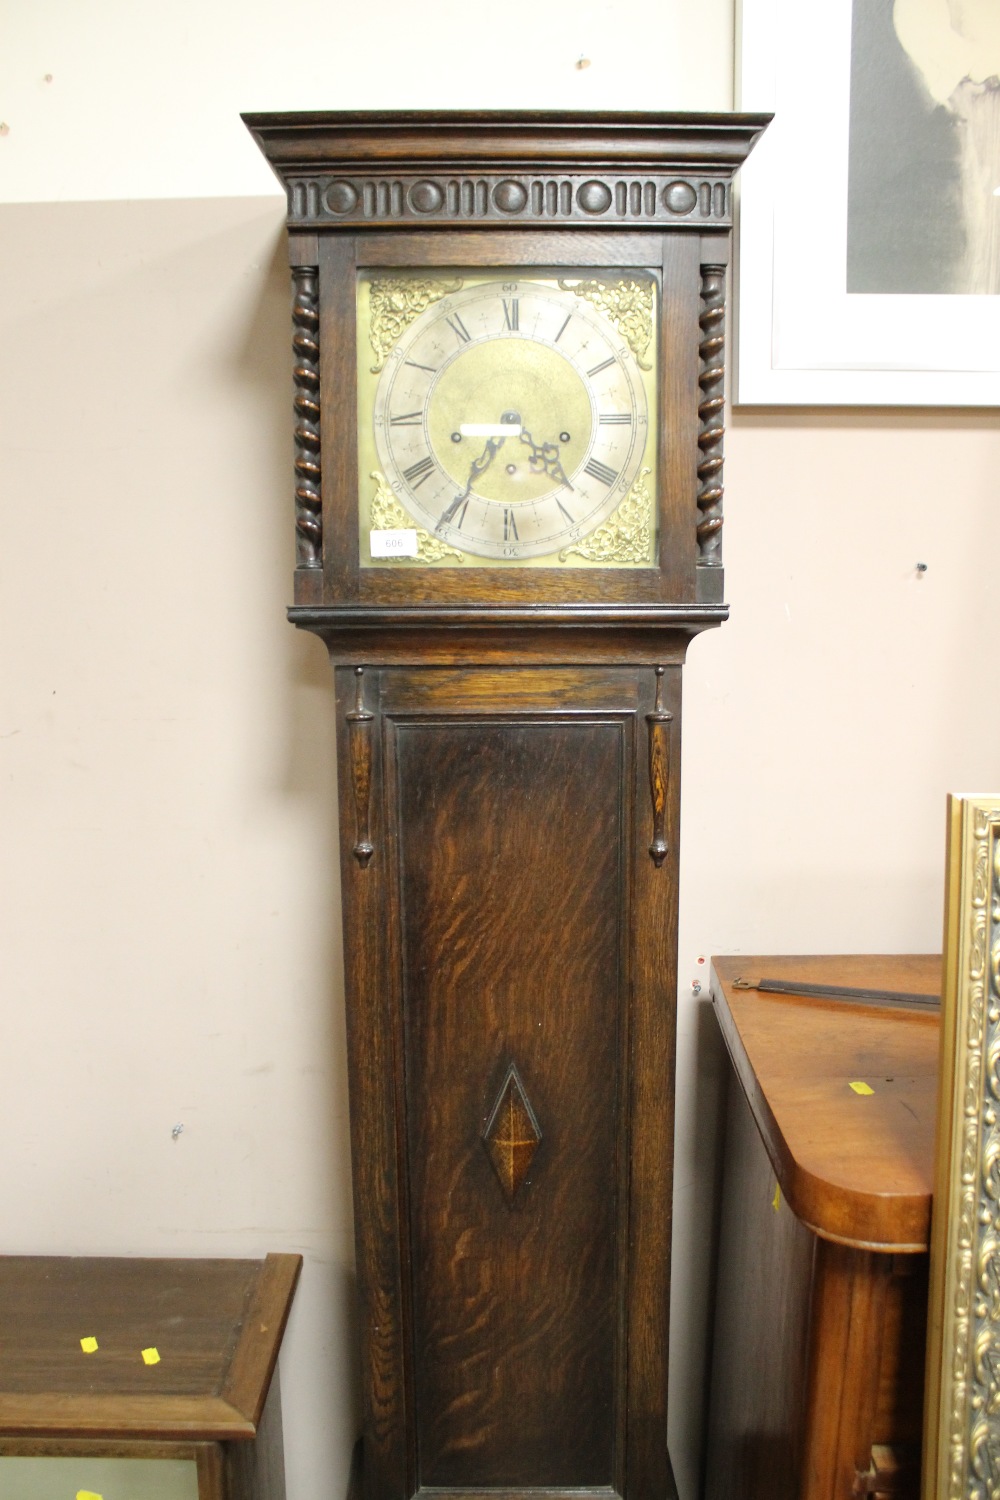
(357, 271, 659, 568)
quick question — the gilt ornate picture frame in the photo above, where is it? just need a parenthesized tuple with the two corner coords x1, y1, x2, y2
(924, 794, 1000, 1498)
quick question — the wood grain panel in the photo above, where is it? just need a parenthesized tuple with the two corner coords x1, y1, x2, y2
(704, 1059, 815, 1500)
(382, 668, 639, 714)
(800, 1242, 892, 1500)
(622, 667, 680, 1500)
(335, 666, 414, 1500)
(0, 1395, 252, 1442)
(293, 614, 717, 670)
(220, 1255, 301, 1426)
(392, 711, 627, 1488)
(225, 1372, 288, 1500)
(356, 231, 666, 269)
(874, 1257, 927, 1448)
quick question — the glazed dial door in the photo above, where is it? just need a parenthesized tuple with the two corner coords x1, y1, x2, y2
(357, 271, 659, 569)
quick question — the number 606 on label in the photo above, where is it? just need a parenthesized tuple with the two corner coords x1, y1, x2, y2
(370, 528, 419, 558)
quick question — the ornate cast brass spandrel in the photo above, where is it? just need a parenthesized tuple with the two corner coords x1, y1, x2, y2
(646, 667, 673, 868)
(368, 277, 463, 372)
(345, 668, 375, 868)
(482, 1063, 542, 1205)
(369, 472, 466, 564)
(559, 467, 653, 566)
(558, 276, 654, 370)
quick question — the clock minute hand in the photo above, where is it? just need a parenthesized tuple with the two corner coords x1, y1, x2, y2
(436, 435, 504, 530)
(519, 427, 574, 491)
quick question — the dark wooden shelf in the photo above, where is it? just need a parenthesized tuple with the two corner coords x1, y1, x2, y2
(0, 1254, 301, 1441)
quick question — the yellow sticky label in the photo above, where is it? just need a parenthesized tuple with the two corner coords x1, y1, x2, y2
(771, 1183, 781, 1212)
(849, 1080, 875, 1096)
(79, 1336, 98, 1353)
(141, 1346, 160, 1365)
(77, 1491, 103, 1500)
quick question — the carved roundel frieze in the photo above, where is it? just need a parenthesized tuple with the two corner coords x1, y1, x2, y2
(289, 170, 734, 227)
(577, 179, 613, 214)
(663, 180, 697, 214)
(325, 180, 359, 215)
(409, 179, 444, 213)
(493, 179, 528, 213)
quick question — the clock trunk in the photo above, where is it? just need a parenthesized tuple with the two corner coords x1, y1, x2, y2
(335, 662, 681, 1500)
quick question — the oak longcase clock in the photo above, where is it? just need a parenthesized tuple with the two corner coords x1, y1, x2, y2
(244, 110, 767, 1500)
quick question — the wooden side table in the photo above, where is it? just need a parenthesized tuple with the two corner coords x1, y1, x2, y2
(0, 1253, 301, 1500)
(705, 956, 940, 1500)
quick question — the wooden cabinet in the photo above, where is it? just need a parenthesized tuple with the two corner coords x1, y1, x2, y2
(706, 956, 940, 1500)
(0, 1254, 300, 1500)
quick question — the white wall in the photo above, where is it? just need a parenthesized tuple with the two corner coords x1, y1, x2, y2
(2, 5, 998, 1500)
(0, 0, 733, 201)
(672, 408, 1000, 1487)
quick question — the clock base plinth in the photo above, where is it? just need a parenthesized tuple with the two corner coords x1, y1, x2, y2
(345, 1439, 679, 1500)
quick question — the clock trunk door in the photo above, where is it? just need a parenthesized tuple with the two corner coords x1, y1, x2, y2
(336, 665, 680, 1500)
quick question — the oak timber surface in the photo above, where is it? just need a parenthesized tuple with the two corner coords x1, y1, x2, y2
(399, 717, 621, 1487)
(710, 955, 940, 1251)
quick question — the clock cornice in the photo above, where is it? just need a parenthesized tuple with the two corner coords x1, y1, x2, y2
(243, 110, 771, 232)
(243, 109, 772, 170)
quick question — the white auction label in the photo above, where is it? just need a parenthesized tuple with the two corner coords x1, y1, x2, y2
(370, 528, 418, 558)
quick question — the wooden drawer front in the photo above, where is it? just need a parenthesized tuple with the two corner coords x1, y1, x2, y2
(393, 709, 628, 1488)
(0, 1455, 199, 1500)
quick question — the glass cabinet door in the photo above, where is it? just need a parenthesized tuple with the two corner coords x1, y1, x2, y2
(0, 1455, 199, 1500)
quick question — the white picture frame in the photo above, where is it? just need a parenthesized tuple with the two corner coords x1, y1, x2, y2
(735, 0, 1000, 406)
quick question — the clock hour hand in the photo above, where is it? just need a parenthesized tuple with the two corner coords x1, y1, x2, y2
(519, 427, 573, 491)
(436, 435, 504, 530)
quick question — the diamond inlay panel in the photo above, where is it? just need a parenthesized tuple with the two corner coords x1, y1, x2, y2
(482, 1064, 542, 1204)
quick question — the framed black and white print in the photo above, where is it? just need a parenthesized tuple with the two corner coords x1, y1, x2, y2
(736, 0, 1000, 405)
